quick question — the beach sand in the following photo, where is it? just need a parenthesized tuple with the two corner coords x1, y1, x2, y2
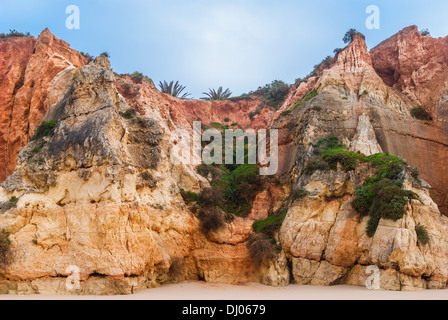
(1, 281, 448, 300)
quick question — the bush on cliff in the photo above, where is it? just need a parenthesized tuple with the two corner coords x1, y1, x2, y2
(0, 229, 11, 266)
(197, 207, 225, 234)
(0, 29, 30, 38)
(411, 106, 432, 121)
(251, 80, 290, 110)
(343, 28, 365, 44)
(304, 136, 422, 238)
(253, 208, 288, 239)
(247, 234, 278, 266)
(415, 224, 430, 245)
(291, 89, 318, 111)
(420, 29, 431, 36)
(31, 120, 57, 140)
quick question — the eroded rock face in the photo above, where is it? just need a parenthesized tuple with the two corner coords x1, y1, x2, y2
(0, 56, 289, 295)
(1, 26, 448, 294)
(371, 25, 448, 215)
(0, 29, 88, 182)
(281, 169, 448, 290)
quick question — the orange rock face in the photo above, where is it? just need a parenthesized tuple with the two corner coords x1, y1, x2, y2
(0, 29, 87, 182)
(371, 25, 448, 215)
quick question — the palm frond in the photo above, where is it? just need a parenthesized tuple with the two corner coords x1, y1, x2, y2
(201, 87, 232, 101)
(158, 80, 191, 99)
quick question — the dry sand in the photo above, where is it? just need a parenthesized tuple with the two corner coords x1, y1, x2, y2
(1, 281, 448, 300)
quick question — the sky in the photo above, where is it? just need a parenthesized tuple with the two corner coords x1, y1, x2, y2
(1, 0, 448, 98)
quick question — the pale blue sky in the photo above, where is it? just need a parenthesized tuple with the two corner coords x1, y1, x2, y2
(1, 0, 447, 98)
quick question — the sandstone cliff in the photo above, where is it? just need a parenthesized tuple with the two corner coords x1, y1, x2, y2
(0, 56, 288, 295)
(1, 26, 448, 294)
(0, 29, 88, 182)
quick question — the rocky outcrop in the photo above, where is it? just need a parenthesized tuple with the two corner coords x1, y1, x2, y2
(0, 29, 88, 182)
(281, 169, 448, 290)
(1, 26, 448, 294)
(0, 56, 289, 295)
(370, 26, 448, 215)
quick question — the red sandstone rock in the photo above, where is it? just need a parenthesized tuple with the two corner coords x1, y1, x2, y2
(0, 29, 88, 181)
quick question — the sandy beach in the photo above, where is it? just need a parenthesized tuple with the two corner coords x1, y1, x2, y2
(1, 281, 448, 300)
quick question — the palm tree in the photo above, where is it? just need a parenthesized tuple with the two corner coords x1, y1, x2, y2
(201, 87, 232, 101)
(158, 81, 191, 99)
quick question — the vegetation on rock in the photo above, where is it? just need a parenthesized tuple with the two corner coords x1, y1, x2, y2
(31, 120, 57, 140)
(247, 234, 278, 266)
(411, 106, 432, 121)
(158, 80, 191, 99)
(303, 136, 422, 238)
(0, 29, 30, 39)
(291, 89, 318, 111)
(420, 29, 431, 36)
(415, 223, 430, 245)
(343, 28, 365, 44)
(0, 229, 11, 266)
(201, 87, 232, 101)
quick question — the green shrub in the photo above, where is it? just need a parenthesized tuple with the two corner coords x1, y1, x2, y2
(415, 224, 430, 245)
(420, 29, 430, 36)
(343, 28, 365, 44)
(353, 178, 419, 237)
(198, 207, 225, 233)
(120, 108, 137, 119)
(411, 106, 432, 121)
(247, 234, 277, 266)
(253, 208, 288, 238)
(180, 189, 199, 205)
(8, 196, 18, 209)
(32, 146, 41, 153)
(210, 122, 225, 131)
(122, 83, 133, 95)
(0, 29, 30, 38)
(281, 110, 291, 116)
(305, 137, 420, 238)
(199, 188, 223, 208)
(197, 164, 212, 178)
(251, 80, 289, 110)
(137, 172, 157, 189)
(292, 189, 310, 202)
(321, 147, 366, 172)
(411, 167, 421, 182)
(366, 215, 380, 238)
(32, 120, 57, 140)
(304, 159, 329, 175)
(100, 51, 110, 58)
(0, 229, 11, 266)
(291, 89, 318, 110)
(222, 164, 263, 216)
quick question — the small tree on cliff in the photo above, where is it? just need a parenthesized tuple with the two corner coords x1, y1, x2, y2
(100, 52, 110, 58)
(343, 28, 365, 44)
(420, 29, 430, 36)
